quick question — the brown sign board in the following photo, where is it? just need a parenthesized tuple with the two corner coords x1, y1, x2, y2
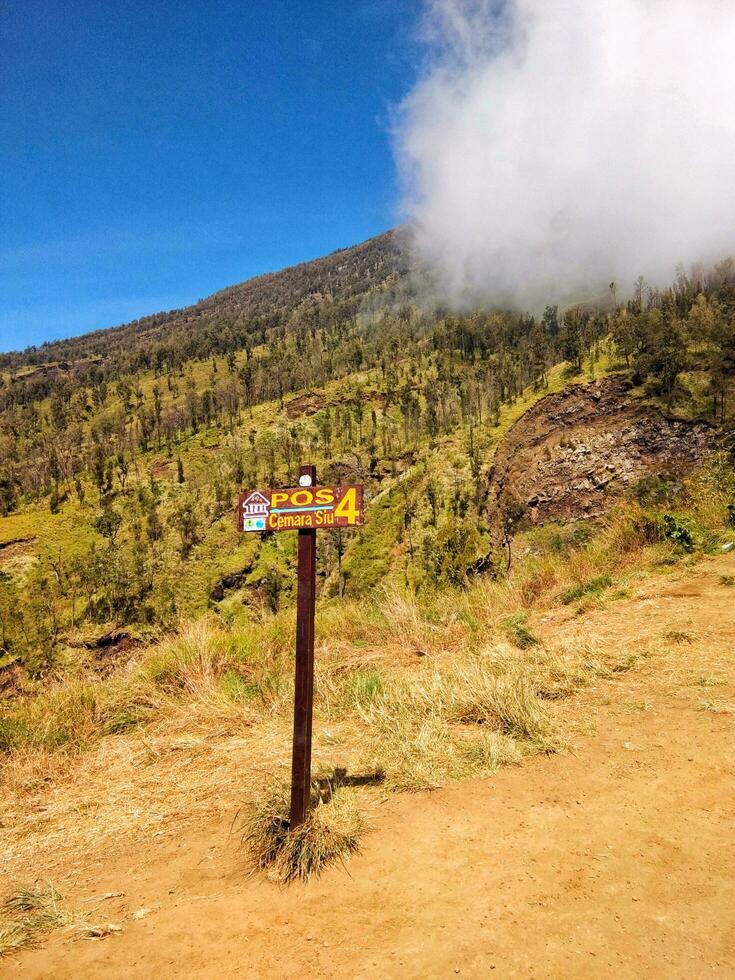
(237, 484, 364, 533)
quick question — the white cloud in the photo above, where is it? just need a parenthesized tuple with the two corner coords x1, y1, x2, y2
(396, 0, 735, 309)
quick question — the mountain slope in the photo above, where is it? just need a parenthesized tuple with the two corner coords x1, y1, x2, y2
(0, 229, 408, 372)
(1, 232, 734, 969)
(0, 233, 733, 692)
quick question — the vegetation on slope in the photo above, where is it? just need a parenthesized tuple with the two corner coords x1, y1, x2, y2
(1, 237, 734, 920)
(0, 230, 407, 372)
(2, 452, 733, 758)
(1, 246, 734, 688)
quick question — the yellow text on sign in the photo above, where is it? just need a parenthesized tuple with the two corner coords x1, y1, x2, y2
(270, 487, 337, 508)
(333, 487, 359, 523)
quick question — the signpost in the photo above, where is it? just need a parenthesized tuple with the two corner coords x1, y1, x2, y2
(237, 466, 364, 828)
(237, 482, 363, 533)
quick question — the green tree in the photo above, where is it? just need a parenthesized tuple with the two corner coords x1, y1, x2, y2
(170, 490, 201, 558)
(93, 507, 123, 546)
(423, 517, 481, 587)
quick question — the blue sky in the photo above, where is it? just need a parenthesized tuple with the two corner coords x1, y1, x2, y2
(0, 0, 422, 351)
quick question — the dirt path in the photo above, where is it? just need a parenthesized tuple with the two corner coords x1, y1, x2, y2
(6, 556, 735, 978)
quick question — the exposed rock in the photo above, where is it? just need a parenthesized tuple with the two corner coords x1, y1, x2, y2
(77, 630, 143, 674)
(487, 375, 714, 539)
(11, 358, 103, 384)
(210, 565, 254, 601)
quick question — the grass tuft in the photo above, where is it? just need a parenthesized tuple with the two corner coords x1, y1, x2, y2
(0, 882, 71, 957)
(561, 575, 613, 605)
(448, 661, 551, 741)
(355, 650, 559, 790)
(664, 629, 694, 645)
(0, 922, 29, 958)
(501, 613, 540, 650)
(243, 782, 365, 883)
(460, 730, 524, 770)
(362, 715, 467, 791)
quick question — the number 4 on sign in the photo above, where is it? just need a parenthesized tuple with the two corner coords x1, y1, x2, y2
(334, 487, 359, 524)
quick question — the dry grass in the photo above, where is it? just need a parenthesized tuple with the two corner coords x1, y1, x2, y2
(0, 881, 128, 955)
(353, 649, 562, 791)
(4, 472, 730, 761)
(0, 882, 71, 957)
(664, 629, 695, 645)
(2, 610, 636, 887)
(243, 781, 365, 883)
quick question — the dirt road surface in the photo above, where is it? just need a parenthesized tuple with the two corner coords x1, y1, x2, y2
(6, 556, 735, 978)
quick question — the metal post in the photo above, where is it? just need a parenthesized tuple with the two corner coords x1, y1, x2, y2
(289, 464, 317, 829)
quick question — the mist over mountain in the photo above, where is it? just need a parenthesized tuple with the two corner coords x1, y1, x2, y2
(396, 0, 735, 310)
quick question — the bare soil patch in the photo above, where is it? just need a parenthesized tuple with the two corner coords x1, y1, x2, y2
(0, 537, 35, 562)
(284, 391, 325, 420)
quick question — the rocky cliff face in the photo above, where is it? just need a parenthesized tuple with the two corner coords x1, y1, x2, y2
(487, 375, 714, 536)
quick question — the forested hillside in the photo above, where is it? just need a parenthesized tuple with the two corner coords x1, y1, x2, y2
(0, 231, 407, 375)
(1, 236, 734, 689)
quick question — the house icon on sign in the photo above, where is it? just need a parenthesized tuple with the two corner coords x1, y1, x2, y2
(241, 491, 270, 531)
(242, 491, 269, 516)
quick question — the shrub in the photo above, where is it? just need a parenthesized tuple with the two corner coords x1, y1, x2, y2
(660, 513, 695, 553)
(422, 516, 482, 586)
(632, 474, 679, 507)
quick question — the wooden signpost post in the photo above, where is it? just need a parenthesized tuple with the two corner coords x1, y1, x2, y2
(237, 466, 364, 828)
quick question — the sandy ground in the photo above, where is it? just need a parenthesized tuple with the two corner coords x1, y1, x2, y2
(4, 555, 735, 979)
